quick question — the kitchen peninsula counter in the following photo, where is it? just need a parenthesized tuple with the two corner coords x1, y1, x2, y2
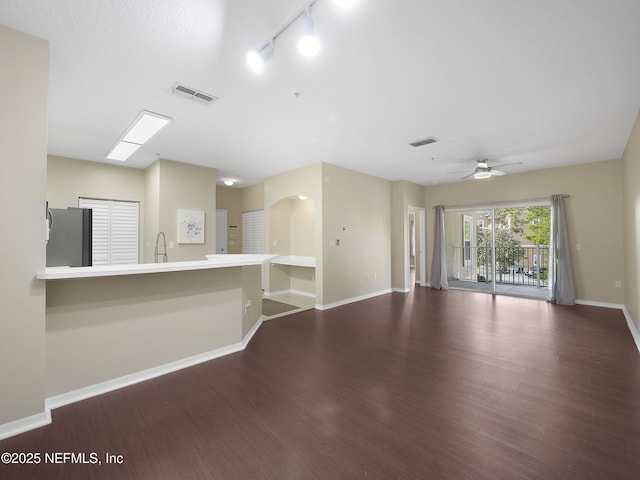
(40, 254, 276, 407)
(37, 254, 277, 280)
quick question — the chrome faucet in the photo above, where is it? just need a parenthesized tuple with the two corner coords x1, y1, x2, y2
(154, 231, 168, 263)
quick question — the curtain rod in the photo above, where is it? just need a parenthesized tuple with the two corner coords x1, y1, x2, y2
(432, 194, 570, 210)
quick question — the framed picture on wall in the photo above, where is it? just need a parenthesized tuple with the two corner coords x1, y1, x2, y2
(178, 209, 205, 244)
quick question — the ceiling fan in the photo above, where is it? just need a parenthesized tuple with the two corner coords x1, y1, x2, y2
(449, 159, 523, 180)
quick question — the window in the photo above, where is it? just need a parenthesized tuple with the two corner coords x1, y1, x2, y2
(463, 215, 473, 266)
(78, 198, 139, 265)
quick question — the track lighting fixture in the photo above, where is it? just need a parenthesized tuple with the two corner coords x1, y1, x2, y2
(247, 0, 354, 73)
(247, 41, 275, 74)
(298, 7, 320, 57)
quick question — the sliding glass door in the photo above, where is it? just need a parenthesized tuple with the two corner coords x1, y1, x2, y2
(444, 205, 551, 298)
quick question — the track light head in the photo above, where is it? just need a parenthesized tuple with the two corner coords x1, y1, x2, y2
(298, 8, 320, 56)
(247, 41, 275, 73)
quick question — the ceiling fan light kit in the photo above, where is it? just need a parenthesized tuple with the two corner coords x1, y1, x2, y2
(473, 169, 492, 180)
(449, 159, 523, 180)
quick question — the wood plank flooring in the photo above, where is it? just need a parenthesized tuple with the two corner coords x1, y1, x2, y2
(2, 287, 640, 479)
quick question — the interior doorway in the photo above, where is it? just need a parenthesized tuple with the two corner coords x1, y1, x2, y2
(407, 206, 426, 291)
(215, 209, 227, 254)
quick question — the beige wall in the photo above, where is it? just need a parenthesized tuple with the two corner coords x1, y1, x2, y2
(241, 183, 265, 213)
(0, 26, 48, 425)
(149, 159, 217, 262)
(391, 181, 426, 291)
(264, 162, 393, 306)
(47, 156, 219, 263)
(143, 160, 161, 263)
(425, 160, 625, 304)
(622, 110, 640, 333)
(266, 197, 316, 295)
(321, 163, 392, 306)
(216, 186, 242, 254)
(46, 267, 259, 396)
(47, 155, 146, 260)
(47, 155, 145, 208)
(265, 164, 323, 301)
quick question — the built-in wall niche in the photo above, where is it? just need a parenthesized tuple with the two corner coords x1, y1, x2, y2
(267, 196, 316, 298)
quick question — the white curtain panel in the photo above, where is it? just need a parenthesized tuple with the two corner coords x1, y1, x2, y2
(549, 194, 576, 305)
(430, 205, 449, 289)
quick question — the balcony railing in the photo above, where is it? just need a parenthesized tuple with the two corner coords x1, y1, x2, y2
(448, 245, 549, 288)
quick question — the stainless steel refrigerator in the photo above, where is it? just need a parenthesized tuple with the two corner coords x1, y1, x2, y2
(46, 207, 93, 267)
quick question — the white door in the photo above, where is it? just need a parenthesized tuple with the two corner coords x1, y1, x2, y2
(216, 210, 227, 254)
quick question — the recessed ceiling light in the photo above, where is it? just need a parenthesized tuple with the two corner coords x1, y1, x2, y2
(224, 180, 235, 186)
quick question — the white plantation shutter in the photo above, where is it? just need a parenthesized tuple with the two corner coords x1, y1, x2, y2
(243, 210, 265, 289)
(110, 201, 139, 264)
(79, 198, 110, 265)
(242, 210, 264, 254)
(79, 198, 139, 265)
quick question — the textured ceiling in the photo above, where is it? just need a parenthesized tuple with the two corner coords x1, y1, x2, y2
(2, 0, 640, 186)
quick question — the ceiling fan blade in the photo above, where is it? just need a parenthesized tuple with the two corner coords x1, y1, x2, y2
(447, 169, 474, 174)
(460, 172, 475, 180)
(491, 169, 506, 176)
(491, 161, 523, 169)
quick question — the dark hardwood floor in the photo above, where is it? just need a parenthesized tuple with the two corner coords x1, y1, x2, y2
(2, 288, 640, 479)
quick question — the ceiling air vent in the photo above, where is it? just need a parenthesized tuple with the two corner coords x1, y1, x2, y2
(172, 82, 218, 105)
(409, 136, 439, 147)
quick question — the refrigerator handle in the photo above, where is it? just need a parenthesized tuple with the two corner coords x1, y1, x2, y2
(45, 201, 52, 244)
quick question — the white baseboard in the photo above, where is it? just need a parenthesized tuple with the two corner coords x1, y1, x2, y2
(392, 287, 410, 293)
(242, 318, 263, 348)
(46, 343, 246, 411)
(316, 288, 393, 310)
(0, 411, 51, 441)
(575, 300, 639, 355)
(575, 299, 624, 309)
(622, 306, 640, 354)
(264, 289, 316, 299)
(1, 319, 264, 441)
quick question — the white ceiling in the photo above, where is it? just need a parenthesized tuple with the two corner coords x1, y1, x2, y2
(2, 0, 640, 186)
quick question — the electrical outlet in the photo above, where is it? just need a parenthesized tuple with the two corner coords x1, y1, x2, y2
(576, 243, 581, 251)
(169, 241, 175, 249)
(615, 280, 622, 288)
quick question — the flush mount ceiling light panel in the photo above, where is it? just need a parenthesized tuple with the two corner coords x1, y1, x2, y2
(247, 0, 355, 73)
(106, 110, 172, 161)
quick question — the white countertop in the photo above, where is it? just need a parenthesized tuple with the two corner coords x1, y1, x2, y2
(38, 254, 278, 280)
(270, 255, 316, 267)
